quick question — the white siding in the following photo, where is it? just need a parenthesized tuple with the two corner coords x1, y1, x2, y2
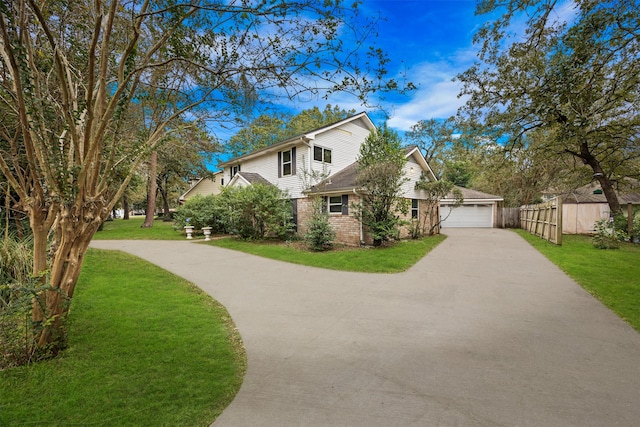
(401, 156, 430, 199)
(221, 117, 373, 199)
(308, 119, 370, 178)
(182, 175, 222, 200)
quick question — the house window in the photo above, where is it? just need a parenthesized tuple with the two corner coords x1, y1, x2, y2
(324, 194, 348, 215)
(231, 165, 240, 178)
(411, 199, 419, 219)
(278, 147, 296, 177)
(282, 150, 292, 175)
(313, 146, 332, 163)
(329, 196, 343, 213)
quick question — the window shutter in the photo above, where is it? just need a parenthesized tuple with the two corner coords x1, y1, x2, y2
(277, 151, 282, 178)
(341, 194, 349, 215)
(322, 196, 327, 214)
(291, 147, 297, 176)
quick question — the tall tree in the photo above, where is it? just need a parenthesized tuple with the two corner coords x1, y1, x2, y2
(354, 124, 408, 246)
(0, 0, 404, 357)
(458, 0, 640, 214)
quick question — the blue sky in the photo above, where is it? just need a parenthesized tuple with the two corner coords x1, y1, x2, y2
(323, 0, 485, 132)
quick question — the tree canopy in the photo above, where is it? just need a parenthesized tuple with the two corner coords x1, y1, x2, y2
(458, 0, 640, 213)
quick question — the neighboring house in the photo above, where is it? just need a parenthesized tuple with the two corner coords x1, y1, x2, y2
(179, 171, 224, 203)
(440, 186, 503, 228)
(219, 112, 439, 245)
(546, 181, 640, 234)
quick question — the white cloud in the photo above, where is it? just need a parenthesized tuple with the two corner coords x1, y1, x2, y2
(383, 53, 475, 131)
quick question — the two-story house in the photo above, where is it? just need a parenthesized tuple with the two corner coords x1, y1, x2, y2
(219, 112, 439, 245)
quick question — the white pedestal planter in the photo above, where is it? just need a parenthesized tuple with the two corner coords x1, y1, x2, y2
(202, 227, 212, 241)
(184, 225, 194, 239)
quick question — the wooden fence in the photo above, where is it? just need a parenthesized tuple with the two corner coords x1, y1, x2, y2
(520, 198, 563, 245)
(497, 207, 521, 228)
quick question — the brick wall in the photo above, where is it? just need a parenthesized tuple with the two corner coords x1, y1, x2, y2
(295, 196, 363, 246)
(295, 196, 439, 246)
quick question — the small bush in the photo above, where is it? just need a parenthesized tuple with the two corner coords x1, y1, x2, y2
(304, 198, 336, 251)
(592, 218, 626, 249)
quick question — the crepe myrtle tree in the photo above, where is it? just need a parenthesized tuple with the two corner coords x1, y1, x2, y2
(0, 0, 408, 358)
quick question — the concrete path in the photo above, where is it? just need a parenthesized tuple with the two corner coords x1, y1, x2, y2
(91, 228, 640, 426)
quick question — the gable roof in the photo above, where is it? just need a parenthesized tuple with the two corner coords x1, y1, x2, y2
(219, 112, 375, 167)
(305, 148, 437, 195)
(405, 145, 437, 181)
(442, 186, 503, 202)
(179, 171, 222, 201)
(228, 171, 272, 187)
(560, 181, 640, 204)
(307, 162, 358, 194)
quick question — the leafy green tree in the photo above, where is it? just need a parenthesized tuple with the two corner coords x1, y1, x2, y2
(354, 124, 408, 246)
(0, 0, 404, 356)
(458, 0, 640, 214)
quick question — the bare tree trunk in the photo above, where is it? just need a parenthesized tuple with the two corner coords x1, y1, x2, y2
(579, 142, 621, 215)
(142, 151, 157, 228)
(123, 194, 130, 220)
(157, 179, 171, 220)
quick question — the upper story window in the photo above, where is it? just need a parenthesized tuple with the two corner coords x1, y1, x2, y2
(278, 147, 296, 177)
(313, 146, 332, 163)
(230, 165, 240, 178)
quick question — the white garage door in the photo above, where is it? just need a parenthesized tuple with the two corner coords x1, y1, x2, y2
(441, 204, 494, 228)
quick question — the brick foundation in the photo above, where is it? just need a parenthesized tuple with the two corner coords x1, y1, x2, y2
(295, 196, 439, 246)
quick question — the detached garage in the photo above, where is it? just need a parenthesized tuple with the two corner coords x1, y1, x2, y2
(440, 187, 503, 228)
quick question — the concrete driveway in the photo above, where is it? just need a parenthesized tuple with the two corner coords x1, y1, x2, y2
(91, 228, 640, 426)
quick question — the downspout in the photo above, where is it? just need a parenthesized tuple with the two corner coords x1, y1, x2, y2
(353, 188, 364, 245)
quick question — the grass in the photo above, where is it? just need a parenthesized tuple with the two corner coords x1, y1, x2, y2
(209, 235, 447, 273)
(515, 230, 640, 332)
(0, 249, 246, 426)
(93, 217, 446, 273)
(92, 216, 185, 240)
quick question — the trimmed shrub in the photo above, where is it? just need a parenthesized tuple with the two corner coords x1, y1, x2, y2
(223, 185, 293, 240)
(174, 194, 226, 233)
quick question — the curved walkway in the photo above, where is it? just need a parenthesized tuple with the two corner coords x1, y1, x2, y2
(91, 229, 640, 426)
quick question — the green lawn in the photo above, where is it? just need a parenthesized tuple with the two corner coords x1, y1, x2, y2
(0, 249, 246, 427)
(92, 216, 185, 240)
(515, 230, 640, 332)
(209, 235, 446, 273)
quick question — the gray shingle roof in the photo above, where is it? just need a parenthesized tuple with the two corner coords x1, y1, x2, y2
(236, 172, 272, 186)
(307, 162, 359, 193)
(561, 182, 640, 204)
(445, 186, 503, 200)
